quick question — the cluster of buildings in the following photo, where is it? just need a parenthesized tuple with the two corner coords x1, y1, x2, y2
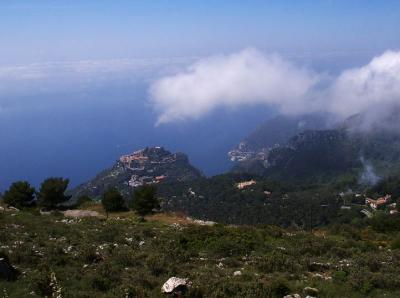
(119, 147, 174, 188)
(339, 190, 398, 214)
(236, 180, 257, 190)
(228, 142, 269, 162)
(120, 148, 178, 168)
(365, 195, 397, 213)
(119, 150, 149, 164)
(128, 174, 166, 188)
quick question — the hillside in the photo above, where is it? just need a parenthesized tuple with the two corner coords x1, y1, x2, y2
(1, 209, 400, 297)
(228, 114, 331, 163)
(231, 110, 400, 183)
(69, 147, 202, 201)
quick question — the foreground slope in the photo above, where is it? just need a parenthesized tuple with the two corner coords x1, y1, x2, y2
(1, 210, 400, 297)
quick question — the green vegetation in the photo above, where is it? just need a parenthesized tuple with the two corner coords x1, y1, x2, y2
(69, 147, 202, 201)
(1, 210, 400, 297)
(2, 181, 35, 209)
(160, 173, 366, 227)
(101, 187, 126, 217)
(76, 195, 94, 208)
(37, 177, 70, 209)
(130, 185, 159, 216)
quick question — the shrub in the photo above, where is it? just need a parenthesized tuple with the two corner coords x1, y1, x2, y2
(333, 270, 348, 283)
(29, 265, 52, 296)
(130, 185, 159, 216)
(101, 187, 126, 217)
(268, 278, 291, 297)
(391, 235, 400, 250)
(75, 195, 93, 208)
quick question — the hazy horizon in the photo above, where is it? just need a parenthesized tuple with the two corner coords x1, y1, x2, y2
(1, 0, 400, 191)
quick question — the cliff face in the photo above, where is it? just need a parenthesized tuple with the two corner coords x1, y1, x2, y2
(69, 147, 202, 200)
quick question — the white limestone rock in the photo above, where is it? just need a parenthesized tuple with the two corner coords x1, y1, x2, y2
(161, 277, 190, 294)
(233, 270, 242, 276)
(63, 210, 100, 218)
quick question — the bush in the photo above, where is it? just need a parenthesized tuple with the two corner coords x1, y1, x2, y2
(130, 185, 159, 216)
(268, 278, 291, 297)
(333, 270, 348, 283)
(101, 187, 126, 217)
(391, 235, 400, 250)
(75, 195, 93, 207)
(28, 265, 52, 296)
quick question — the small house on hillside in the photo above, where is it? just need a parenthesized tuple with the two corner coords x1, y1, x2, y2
(236, 180, 256, 190)
(365, 195, 391, 210)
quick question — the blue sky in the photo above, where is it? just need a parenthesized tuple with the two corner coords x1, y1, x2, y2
(1, 0, 399, 64)
(1, 1, 400, 190)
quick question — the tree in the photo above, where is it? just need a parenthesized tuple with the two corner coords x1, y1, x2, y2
(37, 177, 70, 209)
(101, 187, 126, 218)
(130, 185, 159, 216)
(2, 181, 35, 209)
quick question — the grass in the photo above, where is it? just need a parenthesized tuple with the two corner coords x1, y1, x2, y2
(1, 209, 400, 297)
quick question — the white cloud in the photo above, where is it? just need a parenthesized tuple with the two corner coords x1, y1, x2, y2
(3, 49, 400, 126)
(149, 49, 400, 126)
(149, 48, 320, 125)
(328, 50, 400, 117)
(0, 57, 196, 98)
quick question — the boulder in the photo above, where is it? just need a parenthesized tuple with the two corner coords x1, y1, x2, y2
(0, 256, 19, 281)
(63, 210, 100, 218)
(308, 262, 330, 272)
(161, 277, 190, 295)
(7, 206, 19, 212)
(284, 294, 301, 298)
(233, 270, 242, 276)
(39, 208, 53, 216)
(304, 287, 319, 296)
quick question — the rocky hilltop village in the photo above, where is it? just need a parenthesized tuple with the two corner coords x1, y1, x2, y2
(120, 147, 187, 187)
(69, 147, 202, 200)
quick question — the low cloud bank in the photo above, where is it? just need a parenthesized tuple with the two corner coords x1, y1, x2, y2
(329, 50, 400, 117)
(149, 49, 320, 125)
(0, 57, 195, 98)
(149, 49, 400, 126)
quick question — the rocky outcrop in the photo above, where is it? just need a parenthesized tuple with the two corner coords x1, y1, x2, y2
(161, 277, 191, 295)
(69, 147, 202, 201)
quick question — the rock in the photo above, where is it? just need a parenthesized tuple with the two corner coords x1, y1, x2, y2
(308, 262, 330, 272)
(192, 219, 216, 226)
(0, 256, 19, 281)
(304, 287, 319, 296)
(0, 206, 19, 212)
(40, 208, 53, 215)
(233, 270, 242, 276)
(63, 210, 100, 218)
(284, 294, 301, 298)
(161, 277, 190, 295)
(7, 206, 20, 212)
